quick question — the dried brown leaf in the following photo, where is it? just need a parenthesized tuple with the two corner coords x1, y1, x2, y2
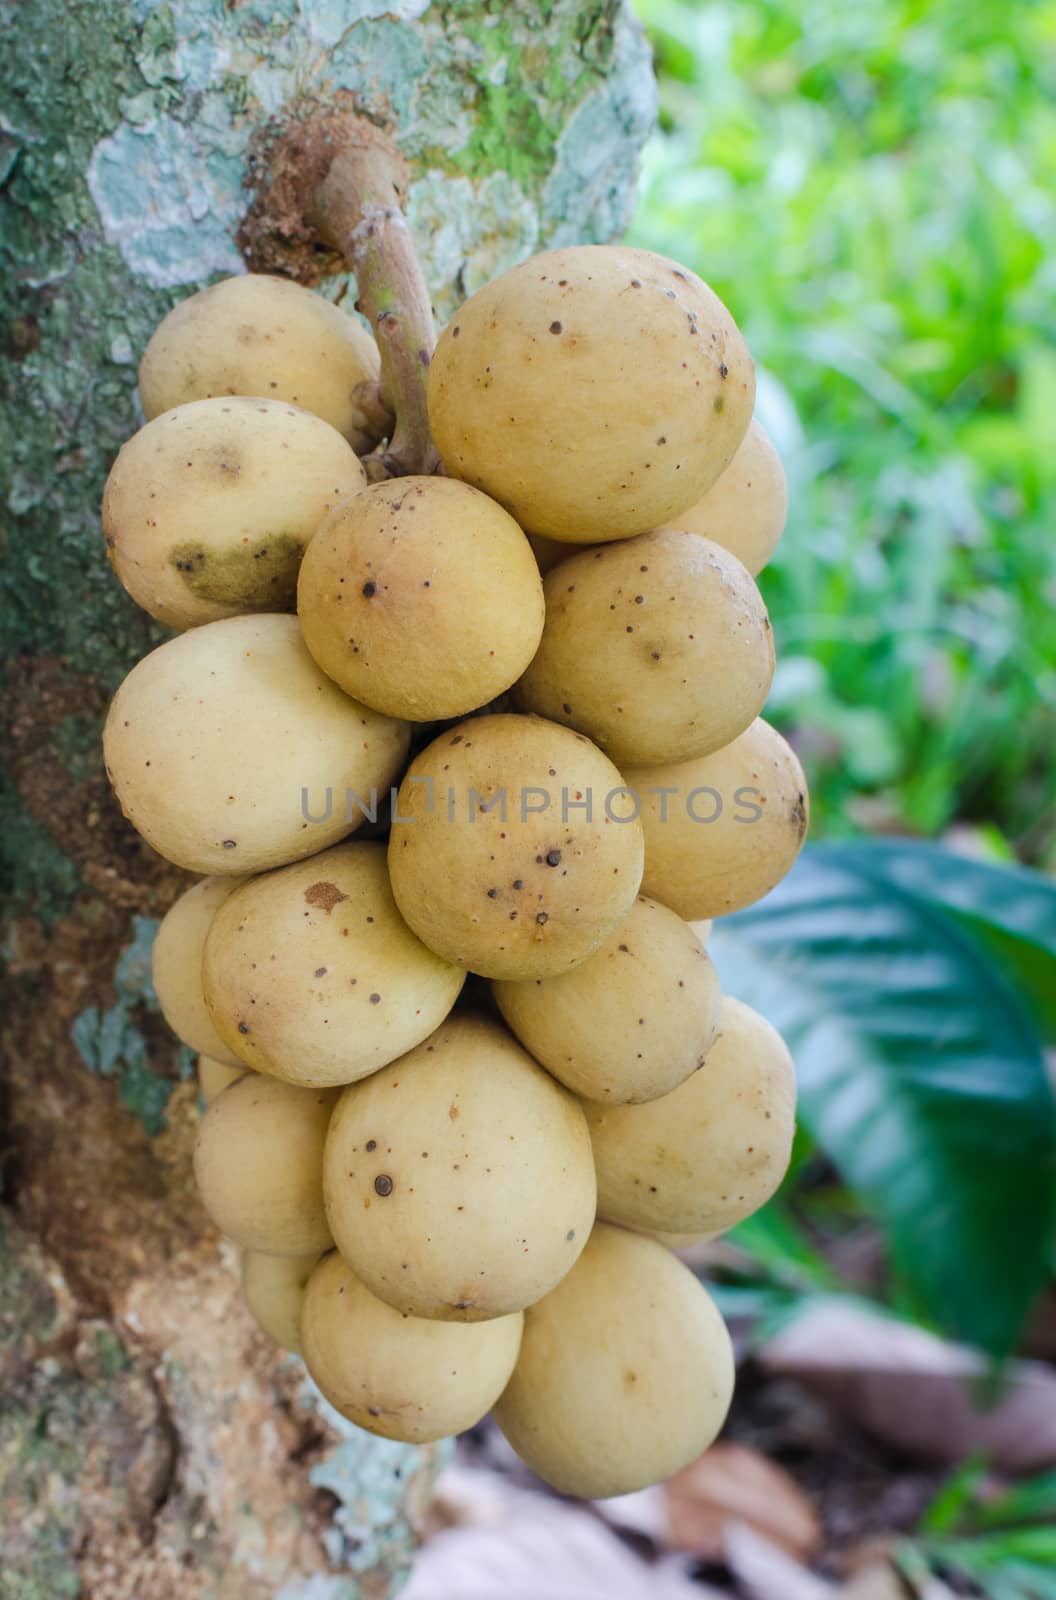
(840, 1559, 910, 1600)
(761, 1301, 1056, 1471)
(665, 1441, 821, 1562)
(412, 1467, 724, 1600)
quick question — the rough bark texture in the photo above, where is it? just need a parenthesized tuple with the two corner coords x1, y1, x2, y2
(0, 3, 654, 1595)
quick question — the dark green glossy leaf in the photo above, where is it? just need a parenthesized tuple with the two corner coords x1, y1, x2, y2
(837, 841, 1056, 1041)
(728, 1202, 839, 1293)
(972, 1470, 1056, 1533)
(710, 844, 1056, 1357)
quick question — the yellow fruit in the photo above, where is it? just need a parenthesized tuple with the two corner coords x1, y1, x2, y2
(153, 876, 247, 1064)
(515, 531, 774, 765)
(494, 896, 720, 1103)
(197, 1054, 247, 1105)
(298, 477, 544, 720)
(103, 398, 366, 629)
(387, 714, 644, 979)
(241, 1249, 322, 1353)
(586, 998, 796, 1236)
(323, 1014, 596, 1321)
(138, 273, 385, 452)
(103, 613, 409, 876)
(625, 718, 809, 920)
(653, 418, 787, 575)
(193, 1074, 336, 1256)
(494, 1223, 734, 1497)
(429, 245, 754, 540)
(300, 1251, 523, 1444)
(202, 842, 464, 1087)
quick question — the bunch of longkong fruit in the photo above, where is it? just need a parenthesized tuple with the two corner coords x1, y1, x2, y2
(102, 241, 807, 1500)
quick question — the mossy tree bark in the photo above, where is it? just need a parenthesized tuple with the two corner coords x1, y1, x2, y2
(0, 3, 654, 1595)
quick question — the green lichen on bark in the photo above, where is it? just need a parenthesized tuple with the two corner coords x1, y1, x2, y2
(428, 0, 622, 183)
(297, 1391, 455, 1599)
(0, 1223, 158, 1600)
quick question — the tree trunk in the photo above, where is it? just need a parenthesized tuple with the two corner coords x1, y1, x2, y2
(0, 5, 654, 1595)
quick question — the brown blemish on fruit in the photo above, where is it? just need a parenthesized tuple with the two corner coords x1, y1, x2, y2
(374, 1174, 394, 1196)
(305, 881, 348, 912)
(170, 531, 303, 607)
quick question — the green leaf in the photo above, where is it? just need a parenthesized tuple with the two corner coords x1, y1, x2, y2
(843, 841, 1056, 1041)
(918, 1457, 989, 1535)
(923, 1529, 1056, 1591)
(973, 1470, 1056, 1532)
(710, 843, 1056, 1357)
(728, 1201, 840, 1293)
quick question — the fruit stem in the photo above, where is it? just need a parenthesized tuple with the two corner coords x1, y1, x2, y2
(307, 121, 440, 481)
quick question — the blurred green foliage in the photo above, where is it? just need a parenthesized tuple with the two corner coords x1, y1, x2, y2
(630, 0, 1056, 863)
(712, 840, 1056, 1357)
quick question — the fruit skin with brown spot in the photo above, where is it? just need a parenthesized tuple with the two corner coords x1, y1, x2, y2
(624, 718, 809, 920)
(514, 530, 774, 766)
(387, 713, 644, 980)
(138, 274, 386, 453)
(653, 417, 788, 576)
(103, 397, 367, 629)
(585, 997, 796, 1237)
(300, 1250, 523, 1444)
(298, 476, 544, 721)
(323, 1014, 596, 1321)
(193, 1074, 337, 1256)
(429, 244, 754, 541)
(494, 1222, 734, 1497)
(153, 875, 248, 1066)
(494, 896, 720, 1104)
(102, 613, 409, 876)
(202, 841, 465, 1088)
